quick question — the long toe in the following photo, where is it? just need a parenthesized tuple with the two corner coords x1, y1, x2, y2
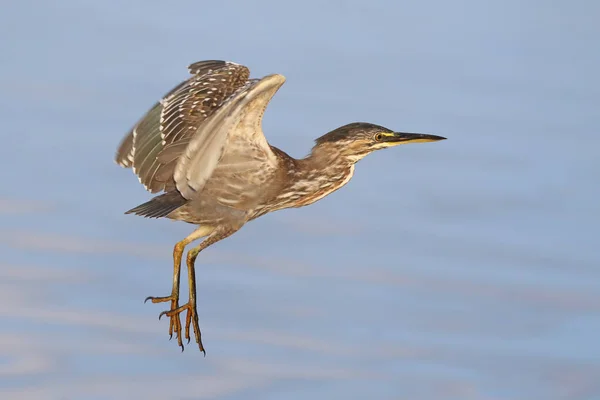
(147, 295, 184, 349)
(145, 295, 176, 304)
(162, 303, 205, 354)
(186, 304, 205, 355)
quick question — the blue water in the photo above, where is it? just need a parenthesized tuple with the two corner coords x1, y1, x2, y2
(1, 0, 599, 399)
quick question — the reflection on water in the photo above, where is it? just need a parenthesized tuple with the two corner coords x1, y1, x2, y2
(1, 0, 599, 399)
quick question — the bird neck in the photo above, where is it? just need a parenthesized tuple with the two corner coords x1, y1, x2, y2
(302, 143, 356, 169)
(278, 145, 356, 208)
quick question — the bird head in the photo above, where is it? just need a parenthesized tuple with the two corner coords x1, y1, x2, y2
(314, 122, 446, 163)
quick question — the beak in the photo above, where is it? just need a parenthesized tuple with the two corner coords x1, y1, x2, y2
(388, 132, 447, 144)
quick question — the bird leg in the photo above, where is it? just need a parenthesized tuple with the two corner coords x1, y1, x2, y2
(159, 228, 237, 354)
(145, 240, 185, 345)
(144, 226, 213, 349)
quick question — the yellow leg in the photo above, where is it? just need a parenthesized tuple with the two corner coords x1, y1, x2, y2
(160, 227, 237, 354)
(145, 226, 213, 350)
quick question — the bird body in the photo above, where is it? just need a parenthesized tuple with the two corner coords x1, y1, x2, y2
(165, 144, 356, 225)
(115, 60, 446, 353)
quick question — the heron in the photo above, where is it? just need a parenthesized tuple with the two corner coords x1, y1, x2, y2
(115, 60, 446, 354)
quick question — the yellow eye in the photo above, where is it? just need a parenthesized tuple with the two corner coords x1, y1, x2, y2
(374, 133, 383, 142)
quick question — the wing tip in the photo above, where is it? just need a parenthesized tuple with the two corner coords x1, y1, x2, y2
(124, 191, 187, 219)
(115, 158, 133, 168)
(115, 129, 135, 168)
(187, 60, 248, 75)
(263, 73, 286, 85)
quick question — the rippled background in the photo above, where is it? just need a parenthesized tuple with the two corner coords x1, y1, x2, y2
(1, 0, 599, 399)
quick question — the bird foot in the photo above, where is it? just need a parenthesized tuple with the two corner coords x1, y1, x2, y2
(145, 296, 205, 354)
(144, 295, 184, 348)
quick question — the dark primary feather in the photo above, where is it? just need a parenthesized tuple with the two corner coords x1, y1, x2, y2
(187, 60, 230, 75)
(114, 63, 226, 170)
(160, 63, 249, 147)
(115, 80, 188, 172)
(132, 102, 167, 192)
(115, 60, 251, 194)
(124, 191, 187, 218)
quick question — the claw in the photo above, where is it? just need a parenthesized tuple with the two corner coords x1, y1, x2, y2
(158, 310, 169, 320)
(154, 302, 204, 353)
(146, 294, 204, 353)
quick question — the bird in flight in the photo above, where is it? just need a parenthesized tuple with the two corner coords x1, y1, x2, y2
(115, 60, 446, 354)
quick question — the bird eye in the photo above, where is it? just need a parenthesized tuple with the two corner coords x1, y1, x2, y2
(374, 133, 383, 142)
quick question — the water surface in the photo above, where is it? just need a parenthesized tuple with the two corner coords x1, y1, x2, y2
(1, 1, 599, 399)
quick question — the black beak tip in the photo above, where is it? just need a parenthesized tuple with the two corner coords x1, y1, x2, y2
(392, 132, 447, 142)
(421, 134, 447, 142)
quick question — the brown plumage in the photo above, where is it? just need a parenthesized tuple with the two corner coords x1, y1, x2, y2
(115, 60, 446, 354)
(117, 61, 251, 193)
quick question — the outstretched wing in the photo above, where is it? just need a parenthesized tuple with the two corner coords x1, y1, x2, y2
(174, 74, 287, 209)
(115, 60, 251, 193)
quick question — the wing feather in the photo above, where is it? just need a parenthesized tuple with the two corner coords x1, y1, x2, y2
(114, 60, 250, 193)
(174, 74, 286, 201)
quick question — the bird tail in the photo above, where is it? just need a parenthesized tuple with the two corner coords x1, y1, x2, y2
(125, 191, 187, 218)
